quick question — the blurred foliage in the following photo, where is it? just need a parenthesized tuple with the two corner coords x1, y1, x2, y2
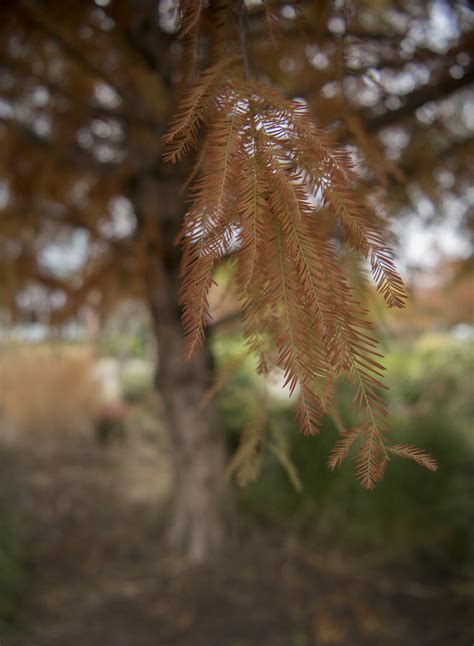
(120, 360, 155, 403)
(99, 301, 153, 360)
(98, 332, 148, 360)
(386, 332, 474, 429)
(216, 331, 474, 577)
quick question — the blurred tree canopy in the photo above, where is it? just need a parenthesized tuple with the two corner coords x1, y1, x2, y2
(0, 0, 472, 323)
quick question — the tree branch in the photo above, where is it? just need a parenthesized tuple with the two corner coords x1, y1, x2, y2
(363, 66, 474, 134)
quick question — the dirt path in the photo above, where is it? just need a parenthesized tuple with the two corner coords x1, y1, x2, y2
(3, 429, 472, 646)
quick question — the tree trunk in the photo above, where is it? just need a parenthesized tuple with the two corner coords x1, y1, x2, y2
(137, 175, 228, 564)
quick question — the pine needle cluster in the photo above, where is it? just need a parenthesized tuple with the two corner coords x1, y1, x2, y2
(163, 3, 436, 488)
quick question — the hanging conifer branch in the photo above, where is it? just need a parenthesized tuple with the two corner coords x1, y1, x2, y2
(163, 0, 436, 488)
(178, 0, 204, 39)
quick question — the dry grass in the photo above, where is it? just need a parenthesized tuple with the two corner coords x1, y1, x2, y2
(0, 344, 99, 437)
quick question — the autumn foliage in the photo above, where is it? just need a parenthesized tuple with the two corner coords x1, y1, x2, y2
(163, 1, 436, 489)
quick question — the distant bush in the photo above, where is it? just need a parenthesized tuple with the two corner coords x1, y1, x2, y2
(99, 333, 148, 360)
(219, 333, 474, 577)
(385, 332, 473, 431)
(120, 360, 154, 403)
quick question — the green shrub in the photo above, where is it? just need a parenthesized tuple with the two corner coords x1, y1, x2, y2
(219, 333, 474, 577)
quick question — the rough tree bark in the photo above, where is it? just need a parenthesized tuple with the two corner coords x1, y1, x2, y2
(134, 174, 228, 564)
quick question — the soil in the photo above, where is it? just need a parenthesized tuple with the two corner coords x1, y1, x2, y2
(2, 425, 473, 646)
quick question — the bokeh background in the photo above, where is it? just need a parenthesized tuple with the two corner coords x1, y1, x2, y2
(0, 1, 473, 645)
